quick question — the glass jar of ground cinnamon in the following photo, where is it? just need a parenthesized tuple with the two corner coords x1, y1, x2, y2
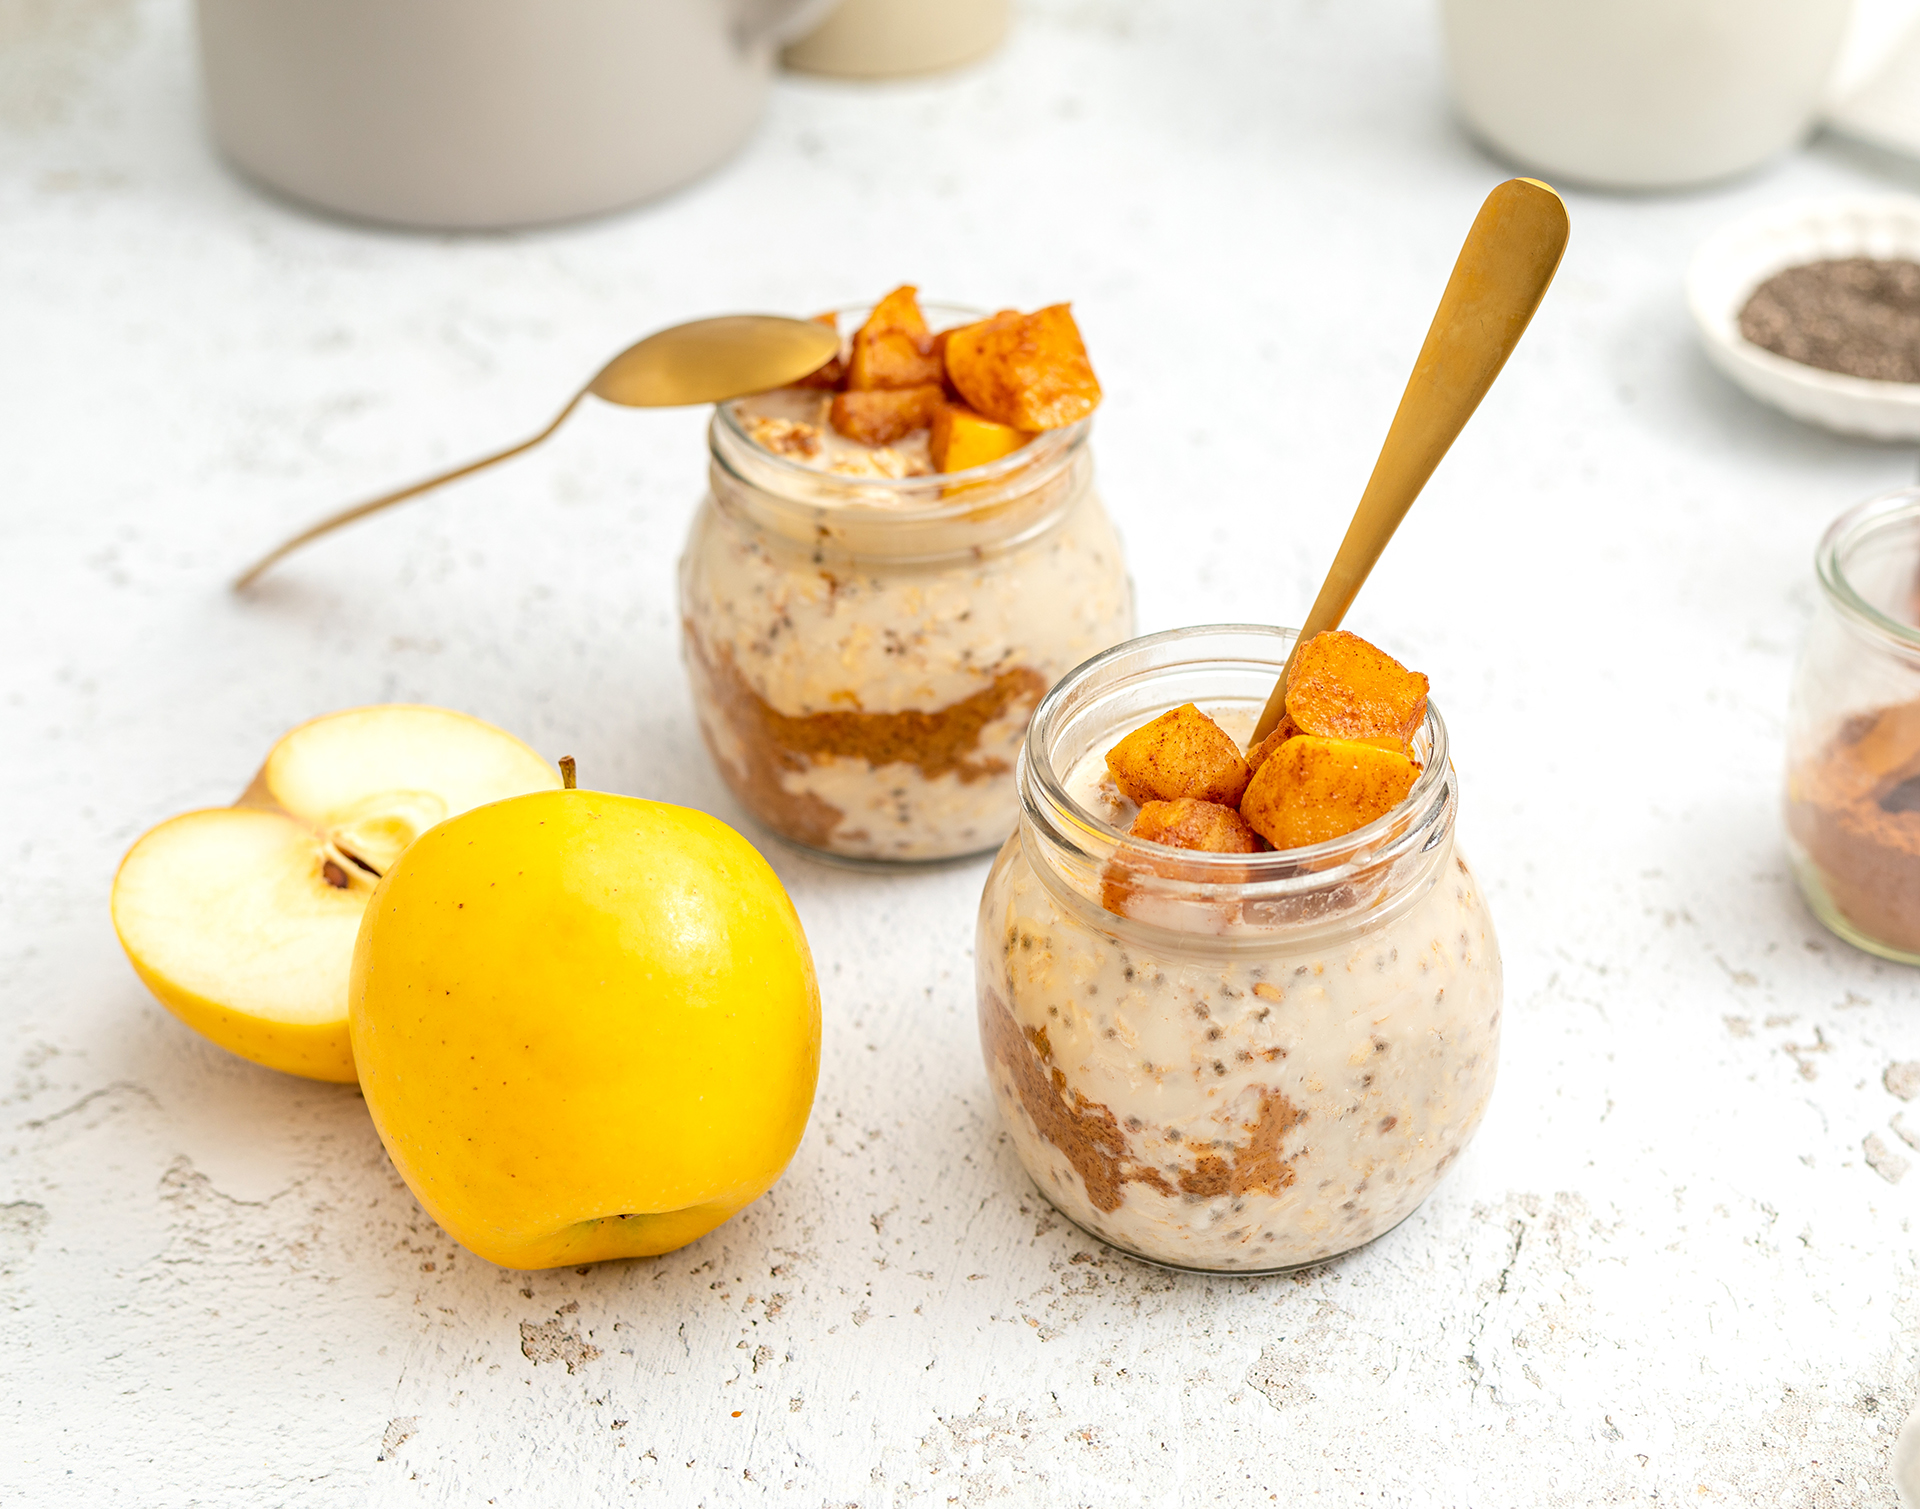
(678, 346, 1133, 865)
(1786, 488, 1920, 963)
(976, 625, 1502, 1273)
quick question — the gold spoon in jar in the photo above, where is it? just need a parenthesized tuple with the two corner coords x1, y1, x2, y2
(232, 314, 842, 591)
(1250, 177, 1570, 744)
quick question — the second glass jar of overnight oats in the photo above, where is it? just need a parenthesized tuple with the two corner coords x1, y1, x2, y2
(976, 625, 1502, 1273)
(679, 310, 1133, 864)
(1785, 488, 1920, 963)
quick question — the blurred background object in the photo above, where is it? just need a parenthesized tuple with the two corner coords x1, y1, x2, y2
(1830, 12, 1920, 160)
(1896, 1377, 1920, 1505)
(196, 0, 839, 229)
(782, 0, 1007, 78)
(1440, 0, 1852, 189)
(1784, 490, 1920, 968)
(1689, 195, 1920, 438)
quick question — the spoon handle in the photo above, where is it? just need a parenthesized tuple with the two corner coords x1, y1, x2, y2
(1251, 178, 1569, 743)
(231, 386, 590, 592)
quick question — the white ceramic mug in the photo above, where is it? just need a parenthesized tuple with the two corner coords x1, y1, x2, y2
(196, 0, 839, 230)
(1440, 0, 1854, 190)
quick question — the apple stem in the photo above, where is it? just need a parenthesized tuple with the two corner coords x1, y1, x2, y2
(559, 756, 577, 790)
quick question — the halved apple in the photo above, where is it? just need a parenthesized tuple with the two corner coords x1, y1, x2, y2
(112, 706, 561, 1081)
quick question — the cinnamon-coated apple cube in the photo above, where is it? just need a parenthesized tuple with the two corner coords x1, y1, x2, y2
(944, 305, 1102, 431)
(1245, 719, 1295, 774)
(794, 312, 848, 390)
(1130, 798, 1262, 853)
(1285, 630, 1429, 750)
(829, 384, 943, 446)
(1100, 804, 1261, 916)
(929, 327, 962, 398)
(1105, 704, 1250, 807)
(847, 285, 941, 391)
(1239, 736, 1417, 850)
(1253, 714, 1403, 766)
(930, 402, 1034, 472)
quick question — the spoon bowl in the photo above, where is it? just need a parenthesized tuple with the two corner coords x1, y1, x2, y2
(588, 315, 840, 407)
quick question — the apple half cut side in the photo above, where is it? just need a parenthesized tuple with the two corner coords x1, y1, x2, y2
(111, 705, 561, 1082)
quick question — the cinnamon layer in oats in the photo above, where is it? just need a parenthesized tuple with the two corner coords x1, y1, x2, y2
(979, 831, 1500, 1271)
(686, 630, 1045, 853)
(677, 453, 1132, 861)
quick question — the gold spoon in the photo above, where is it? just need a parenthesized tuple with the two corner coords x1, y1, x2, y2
(1250, 177, 1571, 745)
(233, 314, 842, 590)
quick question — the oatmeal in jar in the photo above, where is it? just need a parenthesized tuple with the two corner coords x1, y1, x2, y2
(679, 288, 1133, 863)
(976, 626, 1502, 1272)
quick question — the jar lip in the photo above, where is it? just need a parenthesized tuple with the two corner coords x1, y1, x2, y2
(1818, 486, 1920, 650)
(1021, 623, 1454, 890)
(712, 403, 1089, 513)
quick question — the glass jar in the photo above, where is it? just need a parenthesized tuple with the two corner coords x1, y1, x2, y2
(975, 625, 1503, 1273)
(678, 323, 1133, 865)
(1785, 488, 1920, 964)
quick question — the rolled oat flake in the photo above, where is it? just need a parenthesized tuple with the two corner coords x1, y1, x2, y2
(1739, 257, 1920, 383)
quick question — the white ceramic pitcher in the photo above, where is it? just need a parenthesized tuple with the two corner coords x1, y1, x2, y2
(197, 0, 839, 229)
(1440, 0, 1854, 190)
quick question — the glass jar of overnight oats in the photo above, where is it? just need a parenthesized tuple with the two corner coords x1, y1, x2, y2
(976, 625, 1502, 1273)
(678, 308, 1133, 865)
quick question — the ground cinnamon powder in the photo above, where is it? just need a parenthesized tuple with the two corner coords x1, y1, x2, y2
(685, 628, 1046, 849)
(981, 987, 1301, 1213)
(1788, 699, 1920, 954)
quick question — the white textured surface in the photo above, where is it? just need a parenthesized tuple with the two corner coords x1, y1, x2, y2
(3, 2, 1918, 1503)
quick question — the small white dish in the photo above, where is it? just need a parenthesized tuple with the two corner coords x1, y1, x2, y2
(1687, 194, 1920, 440)
(1897, 1401, 1920, 1509)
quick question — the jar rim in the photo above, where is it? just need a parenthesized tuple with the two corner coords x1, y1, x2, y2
(712, 403, 1089, 516)
(1818, 486, 1920, 651)
(1018, 623, 1456, 916)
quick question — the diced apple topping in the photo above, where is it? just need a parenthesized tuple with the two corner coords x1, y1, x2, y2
(794, 312, 848, 390)
(930, 402, 1034, 472)
(1130, 797, 1262, 853)
(1095, 631, 1432, 916)
(830, 385, 944, 446)
(1105, 703, 1251, 808)
(1238, 736, 1417, 850)
(1245, 720, 1292, 775)
(943, 305, 1101, 432)
(766, 285, 1101, 472)
(846, 285, 942, 391)
(1284, 629, 1429, 752)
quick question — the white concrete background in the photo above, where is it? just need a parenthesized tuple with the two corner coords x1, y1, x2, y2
(4, 1, 1919, 1504)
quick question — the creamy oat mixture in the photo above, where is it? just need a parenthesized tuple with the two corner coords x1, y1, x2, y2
(976, 709, 1501, 1270)
(735, 390, 934, 481)
(679, 426, 1133, 863)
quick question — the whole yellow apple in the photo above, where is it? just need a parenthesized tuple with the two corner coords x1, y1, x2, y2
(348, 781, 821, 1268)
